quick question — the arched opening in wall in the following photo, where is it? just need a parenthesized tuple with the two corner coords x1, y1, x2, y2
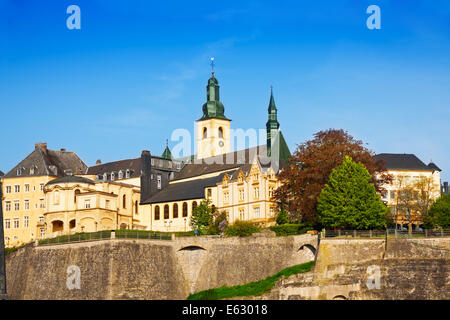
(178, 245, 206, 251)
(299, 244, 316, 256)
(173, 203, 178, 218)
(192, 201, 198, 212)
(182, 202, 188, 217)
(69, 219, 76, 229)
(120, 223, 128, 229)
(332, 295, 347, 300)
(218, 127, 223, 138)
(164, 204, 169, 219)
(154, 205, 160, 220)
(135, 201, 138, 214)
(74, 189, 80, 203)
(52, 220, 64, 233)
(203, 127, 207, 139)
(123, 195, 126, 209)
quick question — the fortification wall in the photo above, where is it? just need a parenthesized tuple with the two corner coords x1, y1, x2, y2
(5, 234, 317, 300)
(253, 238, 449, 300)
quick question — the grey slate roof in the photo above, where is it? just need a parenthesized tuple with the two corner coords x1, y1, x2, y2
(427, 162, 441, 171)
(375, 153, 437, 171)
(4, 146, 87, 178)
(0, 170, 4, 177)
(142, 174, 226, 204)
(173, 145, 285, 182)
(87, 155, 181, 181)
(46, 176, 95, 186)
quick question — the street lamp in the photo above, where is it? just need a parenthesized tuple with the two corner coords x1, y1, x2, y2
(0, 179, 8, 299)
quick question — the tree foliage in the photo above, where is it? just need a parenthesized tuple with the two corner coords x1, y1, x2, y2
(190, 200, 213, 234)
(425, 194, 450, 229)
(317, 156, 388, 229)
(275, 129, 391, 224)
(276, 208, 289, 225)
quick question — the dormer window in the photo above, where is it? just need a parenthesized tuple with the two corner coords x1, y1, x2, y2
(151, 159, 155, 166)
(17, 168, 22, 176)
(30, 166, 35, 175)
(103, 173, 107, 181)
(118, 170, 123, 180)
(125, 169, 130, 179)
(111, 172, 115, 181)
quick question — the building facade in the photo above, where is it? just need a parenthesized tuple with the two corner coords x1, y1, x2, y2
(1, 143, 87, 247)
(139, 73, 290, 232)
(375, 153, 442, 230)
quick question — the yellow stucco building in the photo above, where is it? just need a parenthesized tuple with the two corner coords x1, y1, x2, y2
(1, 143, 87, 247)
(375, 153, 442, 230)
(138, 73, 291, 232)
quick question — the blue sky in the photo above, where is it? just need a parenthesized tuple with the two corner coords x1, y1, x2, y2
(0, 0, 449, 181)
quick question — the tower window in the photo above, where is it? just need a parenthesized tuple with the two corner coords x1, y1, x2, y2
(203, 127, 207, 139)
(218, 127, 223, 138)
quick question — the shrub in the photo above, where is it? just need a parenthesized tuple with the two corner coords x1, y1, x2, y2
(276, 208, 289, 225)
(207, 210, 229, 235)
(269, 223, 311, 236)
(224, 220, 261, 237)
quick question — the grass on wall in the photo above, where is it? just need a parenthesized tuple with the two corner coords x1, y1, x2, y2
(187, 261, 315, 300)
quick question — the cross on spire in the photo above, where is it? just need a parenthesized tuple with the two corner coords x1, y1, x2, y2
(210, 57, 215, 75)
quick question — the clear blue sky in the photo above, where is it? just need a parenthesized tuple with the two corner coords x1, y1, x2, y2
(1, 0, 449, 181)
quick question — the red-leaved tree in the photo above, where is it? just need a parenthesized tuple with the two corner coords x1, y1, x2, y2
(274, 129, 391, 225)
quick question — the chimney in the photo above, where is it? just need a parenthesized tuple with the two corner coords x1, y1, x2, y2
(140, 150, 152, 203)
(60, 148, 66, 152)
(96, 159, 102, 165)
(35, 142, 48, 153)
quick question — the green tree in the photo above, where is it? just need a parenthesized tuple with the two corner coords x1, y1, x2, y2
(276, 208, 289, 225)
(317, 156, 388, 230)
(425, 194, 450, 229)
(190, 200, 213, 234)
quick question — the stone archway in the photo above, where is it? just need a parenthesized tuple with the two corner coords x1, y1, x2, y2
(177, 246, 208, 295)
(299, 244, 316, 256)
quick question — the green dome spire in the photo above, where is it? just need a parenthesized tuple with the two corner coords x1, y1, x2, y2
(198, 73, 230, 121)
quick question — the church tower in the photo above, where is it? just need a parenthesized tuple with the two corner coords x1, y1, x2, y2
(266, 87, 280, 157)
(196, 72, 231, 159)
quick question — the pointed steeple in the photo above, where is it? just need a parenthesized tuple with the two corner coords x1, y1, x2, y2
(161, 139, 173, 160)
(266, 86, 280, 156)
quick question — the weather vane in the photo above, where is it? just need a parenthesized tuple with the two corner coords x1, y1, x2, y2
(210, 57, 215, 75)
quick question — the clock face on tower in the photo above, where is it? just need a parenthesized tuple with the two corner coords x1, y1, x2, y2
(218, 140, 224, 147)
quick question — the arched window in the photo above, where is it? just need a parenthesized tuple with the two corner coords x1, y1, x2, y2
(164, 204, 169, 219)
(203, 127, 207, 139)
(154, 206, 160, 220)
(103, 173, 107, 181)
(135, 200, 138, 214)
(118, 170, 123, 179)
(74, 189, 80, 203)
(182, 202, 188, 217)
(173, 203, 178, 218)
(218, 127, 223, 138)
(111, 172, 115, 181)
(192, 201, 198, 212)
(123, 195, 126, 209)
(126, 169, 130, 179)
